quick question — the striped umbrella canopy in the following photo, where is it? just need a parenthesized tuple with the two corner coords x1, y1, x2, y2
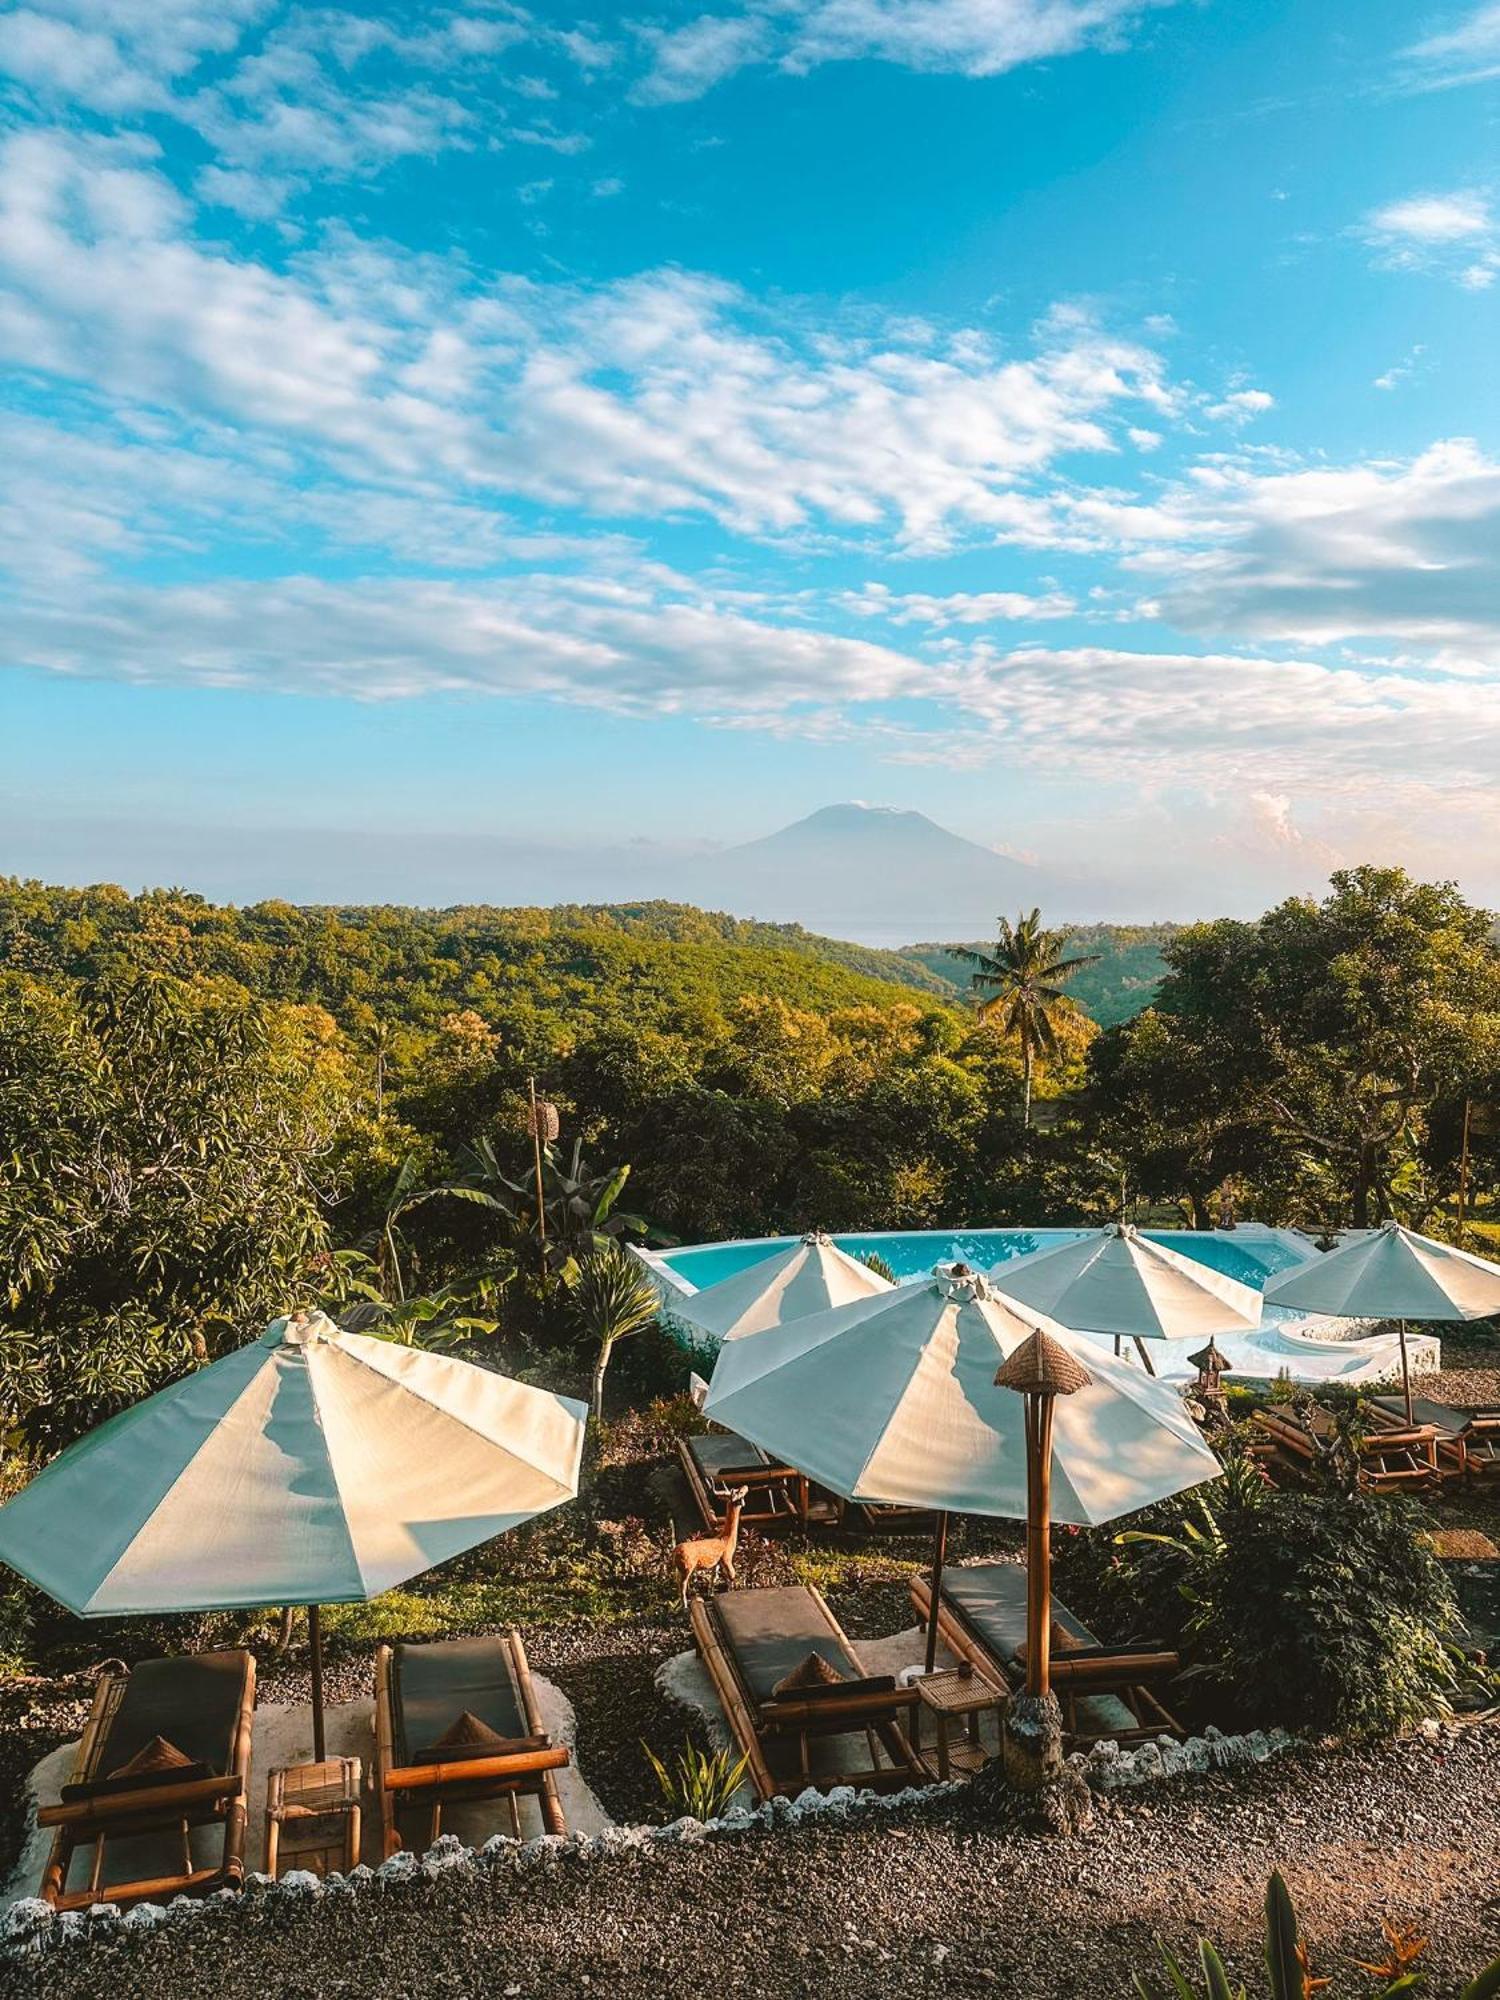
(706, 1263, 1221, 1676)
(0, 1310, 586, 1755)
(989, 1223, 1262, 1370)
(676, 1230, 892, 1344)
(704, 1263, 1221, 1521)
(1264, 1221, 1500, 1419)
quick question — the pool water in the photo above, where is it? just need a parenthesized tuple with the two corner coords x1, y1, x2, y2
(661, 1226, 1314, 1295)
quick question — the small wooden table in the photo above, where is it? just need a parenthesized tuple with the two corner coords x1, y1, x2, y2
(265, 1756, 362, 1879)
(914, 1667, 1004, 1780)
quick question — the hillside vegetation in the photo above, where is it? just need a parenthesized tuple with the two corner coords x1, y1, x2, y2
(0, 883, 957, 1035)
(900, 923, 1178, 1026)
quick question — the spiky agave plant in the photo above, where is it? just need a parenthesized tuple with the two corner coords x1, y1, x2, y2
(642, 1738, 750, 1822)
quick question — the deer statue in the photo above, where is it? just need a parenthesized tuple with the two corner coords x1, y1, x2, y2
(673, 1486, 749, 1608)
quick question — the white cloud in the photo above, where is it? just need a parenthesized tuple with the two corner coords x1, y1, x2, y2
(6, 569, 930, 712)
(839, 582, 1075, 625)
(0, 1, 268, 113)
(1204, 387, 1274, 425)
(1400, 3, 1500, 88)
(1119, 438, 1500, 663)
(1361, 191, 1500, 287)
(634, 0, 1175, 101)
(0, 134, 1179, 547)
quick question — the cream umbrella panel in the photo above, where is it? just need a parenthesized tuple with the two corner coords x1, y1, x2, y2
(705, 1265, 1221, 1672)
(676, 1230, 892, 1344)
(1263, 1220, 1500, 1421)
(990, 1223, 1262, 1372)
(0, 1311, 587, 1757)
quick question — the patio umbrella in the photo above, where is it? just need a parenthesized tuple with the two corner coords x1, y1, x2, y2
(705, 1264, 1221, 1675)
(0, 1310, 586, 1760)
(989, 1223, 1262, 1374)
(676, 1229, 892, 1344)
(1263, 1221, 1500, 1423)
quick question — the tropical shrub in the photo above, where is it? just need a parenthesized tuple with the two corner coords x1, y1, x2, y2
(1060, 1468, 1465, 1739)
(643, 1738, 750, 1822)
(1132, 1868, 1500, 2000)
(0, 970, 357, 1452)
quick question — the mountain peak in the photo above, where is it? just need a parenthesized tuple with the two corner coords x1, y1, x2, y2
(669, 802, 1038, 946)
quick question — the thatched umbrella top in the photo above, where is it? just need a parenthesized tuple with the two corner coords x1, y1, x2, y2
(994, 1326, 1094, 1398)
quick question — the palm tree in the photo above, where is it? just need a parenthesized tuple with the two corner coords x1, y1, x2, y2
(955, 910, 1099, 1129)
(572, 1242, 662, 1421)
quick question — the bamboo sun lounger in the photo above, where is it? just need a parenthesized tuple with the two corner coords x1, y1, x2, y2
(1367, 1395, 1500, 1483)
(38, 1649, 256, 1911)
(677, 1431, 841, 1530)
(910, 1563, 1184, 1747)
(689, 1583, 924, 1800)
(374, 1631, 568, 1855)
(1251, 1405, 1444, 1492)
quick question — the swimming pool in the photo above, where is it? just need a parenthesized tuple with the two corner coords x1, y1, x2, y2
(659, 1225, 1314, 1294)
(646, 1225, 1439, 1387)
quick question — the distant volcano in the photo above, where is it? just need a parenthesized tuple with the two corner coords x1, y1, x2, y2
(666, 804, 1039, 945)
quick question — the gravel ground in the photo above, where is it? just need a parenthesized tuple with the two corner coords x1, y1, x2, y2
(13, 1725, 1500, 2000)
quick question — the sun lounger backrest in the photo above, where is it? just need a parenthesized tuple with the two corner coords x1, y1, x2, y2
(392, 1635, 529, 1764)
(63, 1651, 250, 1803)
(941, 1564, 1102, 1671)
(1370, 1394, 1467, 1435)
(713, 1586, 862, 1706)
(688, 1432, 775, 1486)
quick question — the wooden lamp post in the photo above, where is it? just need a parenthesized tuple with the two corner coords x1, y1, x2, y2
(993, 1327, 1093, 1787)
(1188, 1335, 1231, 1406)
(524, 1080, 559, 1280)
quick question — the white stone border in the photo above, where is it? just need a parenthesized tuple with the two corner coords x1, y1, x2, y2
(3, 1722, 1302, 1962)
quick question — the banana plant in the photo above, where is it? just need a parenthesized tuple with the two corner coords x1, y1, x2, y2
(454, 1133, 651, 1282)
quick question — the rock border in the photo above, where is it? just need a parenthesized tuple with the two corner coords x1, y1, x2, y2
(3, 1722, 1296, 1961)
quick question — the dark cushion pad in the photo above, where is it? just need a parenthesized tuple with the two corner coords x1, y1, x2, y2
(1370, 1395, 1471, 1435)
(689, 1432, 773, 1483)
(713, 1587, 861, 1705)
(63, 1651, 249, 1804)
(941, 1564, 1102, 1670)
(393, 1636, 527, 1766)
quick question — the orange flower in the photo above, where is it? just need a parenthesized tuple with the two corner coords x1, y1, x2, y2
(1352, 1919, 1429, 1980)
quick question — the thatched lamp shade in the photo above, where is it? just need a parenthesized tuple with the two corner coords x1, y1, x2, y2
(524, 1097, 560, 1143)
(994, 1327, 1094, 1398)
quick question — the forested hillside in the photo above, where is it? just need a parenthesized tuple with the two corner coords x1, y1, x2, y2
(3, 868, 1498, 1455)
(0, 884, 956, 1034)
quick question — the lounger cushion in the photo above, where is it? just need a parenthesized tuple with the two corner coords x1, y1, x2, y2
(941, 1565, 1103, 1670)
(770, 1674, 897, 1704)
(771, 1650, 845, 1697)
(109, 1734, 194, 1780)
(1016, 1619, 1091, 1662)
(1371, 1394, 1474, 1435)
(414, 1710, 548, 1765)
(713, 1586, 862, 1706)
(61, 1651, 250, 1803)
(689, 1432, 773, 1486)
(392, 1635, 530, 1766)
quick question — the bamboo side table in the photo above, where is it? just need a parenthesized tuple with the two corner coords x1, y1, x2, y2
(265, 1756, 362, 1878)
(914, 1667, 1004, 1780)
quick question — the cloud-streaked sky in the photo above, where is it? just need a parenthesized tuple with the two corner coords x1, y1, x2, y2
(2, 0, 1499, 921)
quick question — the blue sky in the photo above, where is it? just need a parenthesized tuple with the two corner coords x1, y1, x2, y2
(2, 0, 1500, 920)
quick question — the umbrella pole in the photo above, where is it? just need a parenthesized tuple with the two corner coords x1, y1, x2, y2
(1399, 1321, 1414, 1427)
(1025, 1394, 1056, 1700)
(1133, 1336, 1157, 1377)
(923, 1510, 950, 1675)
(309, 1603, 327, 1763)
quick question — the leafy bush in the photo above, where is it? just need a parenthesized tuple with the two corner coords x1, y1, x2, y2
(1060, 1467, 1466, 1740)
(643, 1738, 750, 1821)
